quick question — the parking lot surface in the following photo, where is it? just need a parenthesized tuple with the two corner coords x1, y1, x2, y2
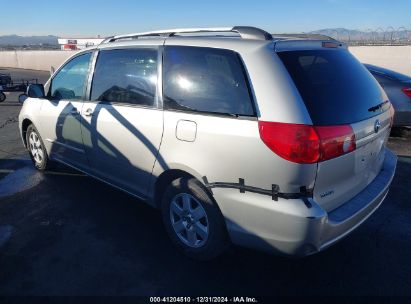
(0, 68, 411, 296)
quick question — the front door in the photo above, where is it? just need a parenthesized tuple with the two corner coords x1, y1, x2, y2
(81, 47, 163, 197)
(39, 52, 92, 170)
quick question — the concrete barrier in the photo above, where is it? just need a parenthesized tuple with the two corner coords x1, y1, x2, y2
(0, 50, 75, 72)
(0, 46, 410, 76)
(349, 45, 411, 77)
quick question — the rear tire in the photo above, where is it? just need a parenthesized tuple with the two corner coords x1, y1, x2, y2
(161, 177, 229, 260)
(26, 124, 50, 171)
(0, 92, 6, 103)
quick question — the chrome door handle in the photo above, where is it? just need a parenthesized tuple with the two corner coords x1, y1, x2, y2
(83, 108, 94, 117)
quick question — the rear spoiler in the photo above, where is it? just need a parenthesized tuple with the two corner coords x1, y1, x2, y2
(272, 33, 336, 41)
(274, 39, 347, 52)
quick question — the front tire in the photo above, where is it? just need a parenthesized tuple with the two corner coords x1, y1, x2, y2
(161, 177, 229, 260)
(26, 124, 49, 171)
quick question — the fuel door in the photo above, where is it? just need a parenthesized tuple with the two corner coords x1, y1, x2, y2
(176, 120, 197, 142)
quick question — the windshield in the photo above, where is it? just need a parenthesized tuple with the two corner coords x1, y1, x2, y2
(277, 49, 389, 125)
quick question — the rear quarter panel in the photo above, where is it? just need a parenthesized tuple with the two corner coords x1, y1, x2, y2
(152, 111, 317, 197)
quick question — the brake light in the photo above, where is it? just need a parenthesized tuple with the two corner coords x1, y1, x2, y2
(322, 42, 340, 48)
(401, 87, 411, 98)
(258, 122, 320, 163)
(258, 122, 356, 164)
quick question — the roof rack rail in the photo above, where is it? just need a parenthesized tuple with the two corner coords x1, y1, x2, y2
(272, 33, 336, 41)
(102, 26, 273, 43)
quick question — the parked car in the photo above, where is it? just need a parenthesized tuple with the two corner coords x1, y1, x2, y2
(365, 64, 411, 126)
(0, 73, 11, 86)
(18, 26, 397, 260)
(0, 73, 11, 102)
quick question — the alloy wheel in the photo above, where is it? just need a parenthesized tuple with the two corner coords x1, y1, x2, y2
(169, 193, 209, 248)
(28, 131, 44, 165)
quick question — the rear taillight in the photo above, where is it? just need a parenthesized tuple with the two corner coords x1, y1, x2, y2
(258, 121, 356, 164)
(315, 125, 356, 161)
(258, 122, 320, 164)
(401, 87, 411, 98)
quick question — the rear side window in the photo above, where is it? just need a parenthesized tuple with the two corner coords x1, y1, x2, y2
(277, 50, 387, 125)
(91, 48, 157, 106)
(163, 46, 255, 116)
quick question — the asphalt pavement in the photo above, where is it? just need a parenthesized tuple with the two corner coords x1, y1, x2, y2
(0, 68, 411, 297)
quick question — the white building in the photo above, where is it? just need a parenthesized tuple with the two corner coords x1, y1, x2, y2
(57, 38, 105, 50)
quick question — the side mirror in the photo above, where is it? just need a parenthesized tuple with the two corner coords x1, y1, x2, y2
(50, 66, 55, 76)
(18, 93, 28, 104)
(27, 84, 45, 98)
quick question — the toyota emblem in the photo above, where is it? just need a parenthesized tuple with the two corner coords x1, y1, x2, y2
(374, 119, 381, 133)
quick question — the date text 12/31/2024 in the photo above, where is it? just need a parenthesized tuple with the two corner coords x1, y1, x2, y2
(150, 297, 258, 303)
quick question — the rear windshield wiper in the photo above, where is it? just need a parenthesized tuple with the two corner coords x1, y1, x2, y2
(368, 100, 389, 112)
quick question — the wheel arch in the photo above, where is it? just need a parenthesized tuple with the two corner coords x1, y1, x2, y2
(153, 169, 196, 208)
(21, 118, 34, 148)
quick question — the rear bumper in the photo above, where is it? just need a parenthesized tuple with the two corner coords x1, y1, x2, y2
(319, 148, 397, 251)
(215, 149, 397, 256)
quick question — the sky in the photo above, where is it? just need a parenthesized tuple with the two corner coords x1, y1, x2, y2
(0, 0, 410, 37)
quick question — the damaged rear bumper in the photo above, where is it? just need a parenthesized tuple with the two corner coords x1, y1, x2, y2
(213, 149, 397, 256)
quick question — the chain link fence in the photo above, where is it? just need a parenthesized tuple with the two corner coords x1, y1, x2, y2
(310, 27, 411, 46)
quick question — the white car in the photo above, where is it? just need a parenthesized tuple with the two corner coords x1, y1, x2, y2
(19, 26, 397, 259)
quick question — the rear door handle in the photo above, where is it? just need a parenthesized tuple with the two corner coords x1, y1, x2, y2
(83, 108, 94, 117)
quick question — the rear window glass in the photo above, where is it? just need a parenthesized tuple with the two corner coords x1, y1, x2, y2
(163, 46, 255, 116)
(277, 50, 387, 125)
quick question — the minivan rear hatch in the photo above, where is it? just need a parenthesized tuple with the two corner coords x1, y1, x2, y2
(276, 44, 393, 212)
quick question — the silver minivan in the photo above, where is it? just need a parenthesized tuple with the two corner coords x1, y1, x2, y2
(19, 26, 397, 260)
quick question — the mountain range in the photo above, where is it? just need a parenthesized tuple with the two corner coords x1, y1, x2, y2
(0, 35, 59, 46)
